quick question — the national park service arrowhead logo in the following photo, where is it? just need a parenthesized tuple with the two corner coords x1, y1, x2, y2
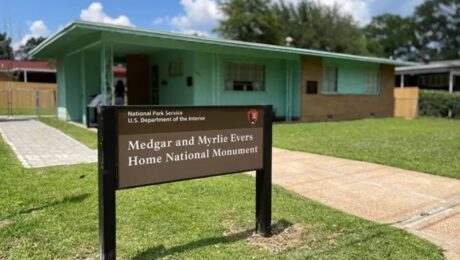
(247, 109, 259, 126)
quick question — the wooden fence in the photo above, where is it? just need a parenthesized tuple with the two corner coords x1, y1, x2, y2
(0, 81, 57, 116)
(394, 87, 419, 119)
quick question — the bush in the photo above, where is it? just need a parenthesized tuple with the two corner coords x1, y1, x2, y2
(419, 90, 460, 119)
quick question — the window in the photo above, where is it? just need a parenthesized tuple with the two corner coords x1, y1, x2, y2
(169, 60, 183, 77)
(323, 66, 338, 93)
(322, 61, 380, 95)
(364, 69, 379, 94)
(306, 81, 318, 94)
(224, 62, 265, 91)
(418, 74, 448, 88)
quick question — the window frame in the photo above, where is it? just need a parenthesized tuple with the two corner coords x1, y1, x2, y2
(321, 60, 381, 96)
(168, 60, 183, 77)
(223, 61, 266, 92)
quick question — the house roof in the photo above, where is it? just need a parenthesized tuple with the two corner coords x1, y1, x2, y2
(0, 59, 126, 76)
(396, 60, 460, 74)
(0, 59, 56, 72)
(31, 20, 414, 67)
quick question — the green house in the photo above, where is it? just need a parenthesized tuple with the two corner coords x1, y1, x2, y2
(31, 21, 410, 124)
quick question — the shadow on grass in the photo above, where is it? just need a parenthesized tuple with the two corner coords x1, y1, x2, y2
(0, 193, 90, 221)
(133, 219, 293, 259)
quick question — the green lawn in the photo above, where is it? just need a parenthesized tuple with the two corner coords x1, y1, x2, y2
(0, 108, 56, 116)
(0, 119, 443, 259)
(274, 118, 460, 179)
(40, 117, 97, 149)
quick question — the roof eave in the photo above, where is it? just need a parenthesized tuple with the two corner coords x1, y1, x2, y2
(31, 20, 417, 66)
(29, 22, 77, 59)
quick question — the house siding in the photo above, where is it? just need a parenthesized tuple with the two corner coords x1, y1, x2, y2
(192, 51, 300, 120)
(301, 56, 394, 121)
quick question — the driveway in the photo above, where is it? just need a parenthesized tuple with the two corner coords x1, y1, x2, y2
(273, 148, 460, 259)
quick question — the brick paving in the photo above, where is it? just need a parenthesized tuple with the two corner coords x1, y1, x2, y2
(0, 119, 96, 168)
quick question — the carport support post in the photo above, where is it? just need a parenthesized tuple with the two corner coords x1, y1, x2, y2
(98, 106, 117, 260)
(255, 105, 272, 236)
(100, 44, 114, 106)
(400, 74, 405, 88)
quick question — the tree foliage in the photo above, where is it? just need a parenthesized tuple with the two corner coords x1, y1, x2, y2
(15, 37, 46, 60)
(365, 0, 460, 61)
(215, 0, 282, 45)
(364, 14, 419, 60)
(215, 0, 368, 55)
(217, 0, 460, 61)
(0, 32, 14, 60)
(275, 1, 367, 55)
(414, 0, 460, 60)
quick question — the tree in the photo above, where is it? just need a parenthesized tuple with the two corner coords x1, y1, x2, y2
(15, 37, 46, 60)
(274, 1, 368, 55)
(364, 14, 420, 61)
(214, 0, 283, 45)
(215, 0, 368, 55)
(414, 0, 460, 60)
(0, 32, 14, 59)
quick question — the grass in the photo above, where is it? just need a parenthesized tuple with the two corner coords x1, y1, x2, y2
(0, 119, 444, 259)
(39, 117, 97, 149)
(0, 108, 56, 116)
(274, 118, 460, 179)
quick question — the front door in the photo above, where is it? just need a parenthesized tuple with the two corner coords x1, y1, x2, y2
(126, 55, 150, 105)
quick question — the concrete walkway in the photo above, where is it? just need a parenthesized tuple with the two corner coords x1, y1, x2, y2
(272, 148, 460, 259)
(0, 119, 96, 168)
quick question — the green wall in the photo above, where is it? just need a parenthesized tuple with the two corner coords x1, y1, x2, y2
(57, 49, 101, 124)
(57, 43, 301, 123)
(82, 49, 102, 124)
(151, 50, 194, 105)
(64, 53, 82, 122)
(192, 51, 300, 119)
(56, 58, 67, 120)
(323, 58, 380, 95)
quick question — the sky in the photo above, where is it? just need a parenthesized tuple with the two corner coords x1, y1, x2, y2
(0, 0, 424, 50)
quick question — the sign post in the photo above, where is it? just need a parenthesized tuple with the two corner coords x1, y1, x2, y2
(256, 107, 272, 236)
(98, 105, 272, 260)
(98, 107, 117, 260)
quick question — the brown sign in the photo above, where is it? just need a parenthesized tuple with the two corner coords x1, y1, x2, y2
(116, 106, 265, 189)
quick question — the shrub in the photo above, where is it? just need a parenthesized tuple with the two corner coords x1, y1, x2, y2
(419, 90, 460, 118)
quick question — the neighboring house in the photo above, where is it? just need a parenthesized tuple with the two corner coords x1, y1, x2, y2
(395, 60, 460, 93)
(0, 60, 56, 83)
(0, 59, 126, 85)
(30, 20, 410, 125)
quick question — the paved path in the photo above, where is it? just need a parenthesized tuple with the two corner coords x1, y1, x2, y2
(273, 148, 460, 259)
(0, 119, 96, 168)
